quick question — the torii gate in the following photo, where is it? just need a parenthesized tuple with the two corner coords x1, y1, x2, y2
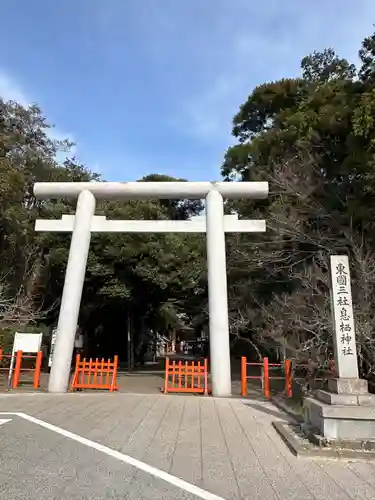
(34, 181, 268, 396)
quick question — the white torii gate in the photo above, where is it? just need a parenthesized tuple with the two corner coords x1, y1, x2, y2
(34, 181, 268, 396)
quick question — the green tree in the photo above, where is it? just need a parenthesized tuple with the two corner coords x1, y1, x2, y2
(222, 32, 375, 378)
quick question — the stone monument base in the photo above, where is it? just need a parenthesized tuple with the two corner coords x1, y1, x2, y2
(273, 420, 375, 459)
(303, 378, 375, 441)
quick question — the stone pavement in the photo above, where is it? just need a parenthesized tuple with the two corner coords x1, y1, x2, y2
(0, 394, 375, 499)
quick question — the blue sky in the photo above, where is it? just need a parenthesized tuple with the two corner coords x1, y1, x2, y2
(0, 1, 374, 181)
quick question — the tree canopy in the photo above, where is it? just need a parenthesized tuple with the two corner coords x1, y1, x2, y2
(223, 32, 375, 377)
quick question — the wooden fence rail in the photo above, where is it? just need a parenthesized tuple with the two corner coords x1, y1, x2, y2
(241, 356, 335, 398)
(164, 357, 208, 395)
(70, 354, 119, 392)
(0, 349, 42, 389)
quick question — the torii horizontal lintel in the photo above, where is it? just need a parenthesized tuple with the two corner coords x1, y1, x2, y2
(33, 181, 269, 200)
(35, 214, 266, 233)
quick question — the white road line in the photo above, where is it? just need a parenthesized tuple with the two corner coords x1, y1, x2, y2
(0, 418, 11, 426)
(0, 412, 226, 500)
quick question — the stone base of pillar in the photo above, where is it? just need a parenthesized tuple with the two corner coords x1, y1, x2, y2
(303, 378, 375, 442)
(327, 377, 369, 395)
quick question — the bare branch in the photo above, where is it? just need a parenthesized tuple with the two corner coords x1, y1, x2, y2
(227, 153, 375, 377)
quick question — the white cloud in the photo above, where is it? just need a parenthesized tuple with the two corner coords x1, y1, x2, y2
(0, 71, 29, 106)
(0, 70, 76, 157)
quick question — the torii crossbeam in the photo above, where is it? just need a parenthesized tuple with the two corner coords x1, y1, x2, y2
(34, 181, 268, 396)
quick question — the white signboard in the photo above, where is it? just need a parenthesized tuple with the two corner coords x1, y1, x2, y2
(8, 332, 43, 387)
(330, 255, 359, 379)
(13, 333, 42, 354)
(48, 329, 57, 367)
(75, 330, 83, 349)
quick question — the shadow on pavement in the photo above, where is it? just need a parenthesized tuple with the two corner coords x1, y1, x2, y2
(242, 401, 295, 422)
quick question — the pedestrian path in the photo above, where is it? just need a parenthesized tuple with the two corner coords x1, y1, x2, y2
(0, 393, 374, 499)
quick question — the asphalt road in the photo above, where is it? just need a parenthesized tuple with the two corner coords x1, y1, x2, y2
(1, 394, 375, 500)
(0, 415, 202, 500)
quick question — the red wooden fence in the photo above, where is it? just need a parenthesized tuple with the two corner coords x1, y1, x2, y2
(164, 357, 208, 395)
(0, 349, 42, 389)
(70, 354, 119, 392)
(241, 356, 334, 398)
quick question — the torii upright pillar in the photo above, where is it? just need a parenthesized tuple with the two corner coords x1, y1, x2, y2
(34, 181, 269, 396)
(48, 190, 96, 393)
(205, 189, 231, 396)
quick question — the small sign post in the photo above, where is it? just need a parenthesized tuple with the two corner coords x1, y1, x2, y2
(48, 329, 57, 368)
(8, 332, 43, 387)
(330, 255, 359, 379)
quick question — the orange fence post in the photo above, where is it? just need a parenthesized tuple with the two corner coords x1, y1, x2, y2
(329, 359, 335, 376)
(164, 357, 169, 394)
(105, 358, 109, 387)
(70, 354, 81, 391)
(241, 356, 247, 396)
(13, 350, 23, 389)
(263, 357, 270, 398)
(33, 351, 43, 389)
(204, 358, 208, 395)
(88, 358, 93, 387)
(172, 359, 176, 388)
(110, 355, 118, 392)
(179, 360, 183, 389)
(285, 359, 292, 398)
(0, 348, 3, 361)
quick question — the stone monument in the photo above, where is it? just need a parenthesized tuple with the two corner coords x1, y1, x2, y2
(303, 255, 375, 444)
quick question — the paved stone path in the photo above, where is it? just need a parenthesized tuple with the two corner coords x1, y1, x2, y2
(0, 393, 375, 499)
